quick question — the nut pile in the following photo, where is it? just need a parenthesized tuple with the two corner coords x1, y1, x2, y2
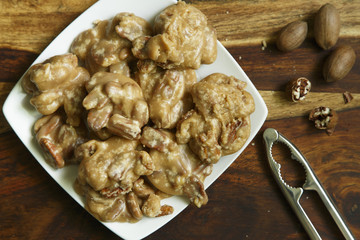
(22, 1, 255, 223)
(275, 3, 356, 135)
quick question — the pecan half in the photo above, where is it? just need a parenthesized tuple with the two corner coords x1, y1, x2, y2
(223, 118, 243, 145)
(286, 77, 311, 102)
(126, 192, 143, 220)
(34, 114, 86, 168)
(132, 178, 155, 198)
(140, 126, 177, 152)
(107, 114, 142, 140)
(309, 107, 338, 135)
(183, 175, 208, 208)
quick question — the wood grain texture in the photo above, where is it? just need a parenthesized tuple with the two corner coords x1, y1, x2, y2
(0, 0, 359, 240)
(1, 0, 359, 52)
(189, 0, 360, 47)
(0, 82, 14, 134)
(0, 0, 97, 52)
(227, 37, 360, 93)
(260, 91, 360, 120)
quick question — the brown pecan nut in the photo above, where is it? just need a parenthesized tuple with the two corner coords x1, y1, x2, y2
(309, 106, 338, 135)
(276, 20, 308, 52)
(323, 45, 356, 83)
(285, 77, 311, 102)
(314, 3, 340, 50)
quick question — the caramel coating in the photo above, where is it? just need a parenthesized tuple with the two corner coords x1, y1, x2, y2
(135, 60, 196, 129)
(86, 37, 131, 73)
(75, 137, 154, 194)
(74, 178, 173, 223)
(71, 13, 152, 75)
(132, 1, 217, 69)
(83, 72, 149, 140)
(176, 110, 222, 163)
(176, 73, 255, 163)
(34, 114, 87, 168)
(80, 186, 138, 222)
(114, 13, 153, 41)
(22, 53, 90, 126)
(141, 127, 212, 208)
(22, 4, 257, 224)
(70, 20, 109, 61)
(74, 136, 175, 223)
(192, 73, 254, 121)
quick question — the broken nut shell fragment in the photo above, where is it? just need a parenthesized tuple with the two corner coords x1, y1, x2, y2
(309, 106, 338, 135)
(285, 77, 311, 102)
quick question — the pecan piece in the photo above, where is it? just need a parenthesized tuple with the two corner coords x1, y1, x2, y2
(100, 187, 128, 198)
(156, 205, 174, 217)
(140, 126, 177, 152)
(286, 77, 311, 102)
(343, 91, 353, 104)
(222, 118, 243, 145)
(34, 114, 86, 168)
(141, 194, 161, 218)
(126, 192, 143, 220)
(309, 106, 338, 135)
(132, 178, 155, 198)
(183, 175, 208, 208)
(39, 138, 65, 168)
(107, 114, 142, 140)
(220, 116, 251, 156)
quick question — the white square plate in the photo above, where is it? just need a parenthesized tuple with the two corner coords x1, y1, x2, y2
(3, 0, 268, 239)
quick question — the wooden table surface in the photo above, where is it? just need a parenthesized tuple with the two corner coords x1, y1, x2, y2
(1, 0, 359, 239)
